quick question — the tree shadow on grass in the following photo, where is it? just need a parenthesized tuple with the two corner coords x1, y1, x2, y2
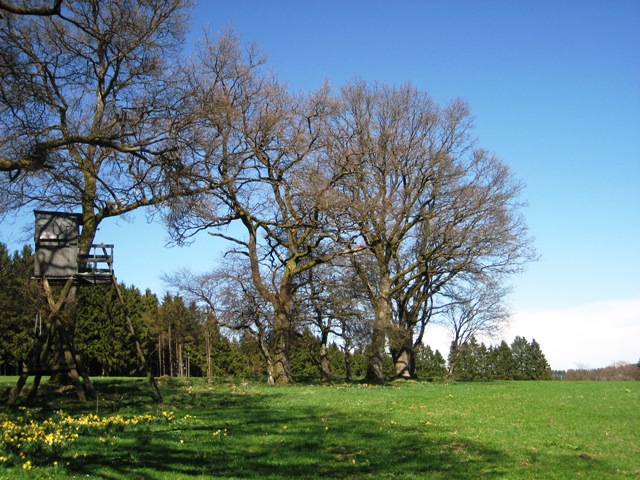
(1, 376, 160, 413)
(63, 383, 511, 479)
(2, 379, 616, 479)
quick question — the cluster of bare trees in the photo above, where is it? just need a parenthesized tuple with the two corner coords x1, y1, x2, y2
(1, 0, 536, 385)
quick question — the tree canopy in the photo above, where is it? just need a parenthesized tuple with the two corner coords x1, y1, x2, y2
(1, 0, 539, 386)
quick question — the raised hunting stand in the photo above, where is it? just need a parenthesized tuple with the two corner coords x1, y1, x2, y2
(8, 211, 162, 405)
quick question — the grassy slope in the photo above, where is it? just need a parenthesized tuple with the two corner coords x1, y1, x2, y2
(1, 377, 638, 479)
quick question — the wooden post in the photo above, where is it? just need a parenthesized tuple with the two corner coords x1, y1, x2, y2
(9, 278, 94, 404)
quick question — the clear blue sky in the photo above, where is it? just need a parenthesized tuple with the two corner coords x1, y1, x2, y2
(1, 0, 638, 370)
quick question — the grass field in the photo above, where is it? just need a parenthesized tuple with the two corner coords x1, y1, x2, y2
(1, 377, 638, 479)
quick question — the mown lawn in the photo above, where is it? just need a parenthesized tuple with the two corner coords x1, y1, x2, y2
(1, 377, 638, 479)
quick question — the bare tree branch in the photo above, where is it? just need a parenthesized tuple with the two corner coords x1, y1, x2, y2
(0, 0, 62, 17)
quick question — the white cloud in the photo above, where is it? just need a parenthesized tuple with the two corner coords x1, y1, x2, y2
(423, 299, 640, 371)
(503, 299, 640, 371)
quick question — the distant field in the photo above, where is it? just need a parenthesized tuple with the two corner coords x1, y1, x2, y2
(1, 377, 638, 479)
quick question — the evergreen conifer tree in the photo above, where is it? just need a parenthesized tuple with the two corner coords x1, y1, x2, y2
(0, 244, 43, 375)
(453, 337, 481, 380)
(415, 344, 447, 380)
(527, 339, 552, 380)
(487, 341, 515, 380)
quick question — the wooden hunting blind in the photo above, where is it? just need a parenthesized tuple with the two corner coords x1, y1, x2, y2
(34, 210, 82, 278)
(9, 211, 162, 405)
(33, 210, 114, 284)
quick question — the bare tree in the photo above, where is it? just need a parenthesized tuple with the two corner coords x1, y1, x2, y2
(0, 0, 202, 247)
(164, 261, 278, 384)
(438, 278, 511, 377)
(0, 0, 205, 402)
(166, 33, 364, 384)
(332, 80, 536, 382)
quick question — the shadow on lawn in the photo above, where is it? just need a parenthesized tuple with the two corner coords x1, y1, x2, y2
(2, 378, 614, 479)
(60, 382, 508, 479)
(0, 376, 157, 413)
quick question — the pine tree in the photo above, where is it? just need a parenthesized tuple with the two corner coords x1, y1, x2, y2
(327, 343, 346, 379)
(510, 336, 552, 380)
(227, 334, 266, 377)
(453, 337, 482, 380)
(154, 294, 203, 377)
(489, 340, 516, 380)
(76, 284, 158, 376)
(0, 244, 44, 375)
(476, 342, 490, 380)
(510, 336, 530, 380)
(415, 344, 447, 380)
(289, 329, 321, 379)
(527, 339, 552, 380)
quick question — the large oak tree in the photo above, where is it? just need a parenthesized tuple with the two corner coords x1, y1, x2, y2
(330, 80, 536, 381)
(0, 0, 200, 250)
(166, 33, 363, 384)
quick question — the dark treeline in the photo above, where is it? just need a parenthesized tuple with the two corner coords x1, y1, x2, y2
(448, 336, 552, 381)
(1, 242, 553, 382)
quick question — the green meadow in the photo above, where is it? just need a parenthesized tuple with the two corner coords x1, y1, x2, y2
(1, 377, 638, 479)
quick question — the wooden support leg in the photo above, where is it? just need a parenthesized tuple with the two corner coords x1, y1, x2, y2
(76, 355, 96, 398)
(26, 374, 43, 401)
(67, 367, 86, 402)
(57, 318, 88, 402)
(9, 369, 29, 406)
(10, 277, 93, 404)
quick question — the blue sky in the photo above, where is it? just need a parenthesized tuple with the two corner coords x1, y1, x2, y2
(1, 0, 638, 370)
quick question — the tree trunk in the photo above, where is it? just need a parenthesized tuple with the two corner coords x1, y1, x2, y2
(344, 343, 353, 383)
(394, 349, 414, 379)
(158, 337, 163, 376)
(257, 331, 275, 386)
(391, 328, 415, 379)
(273, 310, 293, 384)
(273, 333, 292, 384)
(205, 326, 212, 378)
(365, 282, 392, 383)
(319, 342, 331, 383)
(365, 327, 386, 383)
(168, 323, 173, 376)
(447, 340, 459, 379)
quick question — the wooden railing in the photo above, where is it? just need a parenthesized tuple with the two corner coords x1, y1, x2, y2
(77, 244, 114, 283)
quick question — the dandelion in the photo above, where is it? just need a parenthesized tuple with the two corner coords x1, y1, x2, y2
(22, 460, 32, 470)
